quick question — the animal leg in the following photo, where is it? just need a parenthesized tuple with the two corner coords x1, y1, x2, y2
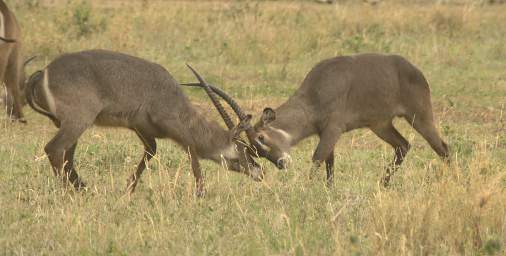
(126, 131, 157, 193)
(44, 122, 89, 190)
(407, 116, 450, 162)
(63, 143, 86, 189)
(311, 128, 342, 180)
(188, 147, 205, 197)
(325, 150, 335, 186)
(5, 52, 24, 122)
(371, 122, 410, 187)
(0, 55, 9, 114)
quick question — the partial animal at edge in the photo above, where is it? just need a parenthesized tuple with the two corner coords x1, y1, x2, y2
(0, 0, 28, 122)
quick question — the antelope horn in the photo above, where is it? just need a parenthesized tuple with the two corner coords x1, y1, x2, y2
(181, 82, 258, 157)
(185, 65, 235, 130)
(181, 82, 248, 121)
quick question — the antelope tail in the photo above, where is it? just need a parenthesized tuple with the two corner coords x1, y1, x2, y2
(0, 36, 16, 43)
(25, 69, 58, 124)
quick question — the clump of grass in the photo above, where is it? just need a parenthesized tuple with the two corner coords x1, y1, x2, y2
(73, 2, 103, 37)
(430, 9, 463, 35)
(58, 1, 108, 39)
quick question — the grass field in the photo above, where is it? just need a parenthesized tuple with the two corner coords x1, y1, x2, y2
(1, 0, 505, 255)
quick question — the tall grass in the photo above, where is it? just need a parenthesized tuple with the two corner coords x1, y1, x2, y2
(1, 0, 505, 254)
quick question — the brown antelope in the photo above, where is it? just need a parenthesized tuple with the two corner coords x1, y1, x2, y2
(25, 49, 262, 196)
(185, 53, 450, 186)
(1, 0, 26, 122)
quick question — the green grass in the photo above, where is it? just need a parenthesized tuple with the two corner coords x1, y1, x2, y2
(1, 0, 506, 255)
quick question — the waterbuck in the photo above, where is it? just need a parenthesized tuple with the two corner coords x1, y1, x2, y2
(25, 49, 262, 196)
(185, 53, 450, 186)
(1, 0, 26, 122)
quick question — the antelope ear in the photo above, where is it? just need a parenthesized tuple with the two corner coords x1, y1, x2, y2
(261, 108, 276, 125)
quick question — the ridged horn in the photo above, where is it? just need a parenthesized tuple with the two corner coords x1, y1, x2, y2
(185, 65, 235, 130)
(181, 82, 258, 157)
(181, 82, 248, 121)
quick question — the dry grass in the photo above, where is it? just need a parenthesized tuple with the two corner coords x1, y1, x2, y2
(1, 0, 505, 255)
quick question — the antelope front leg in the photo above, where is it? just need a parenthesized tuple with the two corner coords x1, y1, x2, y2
(371, 122, 410, 187)
(325, 150, 335, 186)
(310, 128, 342, 183)
(126, 131, 157, 194)
(188, 148, 205, 197)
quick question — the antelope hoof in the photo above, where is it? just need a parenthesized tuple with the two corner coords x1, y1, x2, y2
(326, 178, 334, 188)
(9, 116, 27, 124)
(380, 174, 391, 188)
(196, 187, 206, 198)
(73, 179, 87, 191)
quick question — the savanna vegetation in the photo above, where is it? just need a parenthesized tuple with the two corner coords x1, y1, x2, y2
(1, 0, 505, 255)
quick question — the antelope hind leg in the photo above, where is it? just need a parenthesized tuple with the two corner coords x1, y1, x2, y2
(44, 122, 89, 190)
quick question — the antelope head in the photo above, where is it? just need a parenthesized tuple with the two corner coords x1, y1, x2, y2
(249, 107, 292, 169)
(181, 82, 291, 170)
(185, 65, 264, 181)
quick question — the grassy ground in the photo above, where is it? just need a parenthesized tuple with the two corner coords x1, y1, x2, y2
(1, 0, 505, 255)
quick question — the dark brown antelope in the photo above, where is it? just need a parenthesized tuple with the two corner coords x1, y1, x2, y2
(185, 53, 450, 186)
(25, 49, 262, 196)
(1, 0, 26, 122)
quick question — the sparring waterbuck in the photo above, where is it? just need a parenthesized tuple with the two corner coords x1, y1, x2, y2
(1, 0, 26, 122)
(185, 53, 450, 186)
(25, 49, 262, 196)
